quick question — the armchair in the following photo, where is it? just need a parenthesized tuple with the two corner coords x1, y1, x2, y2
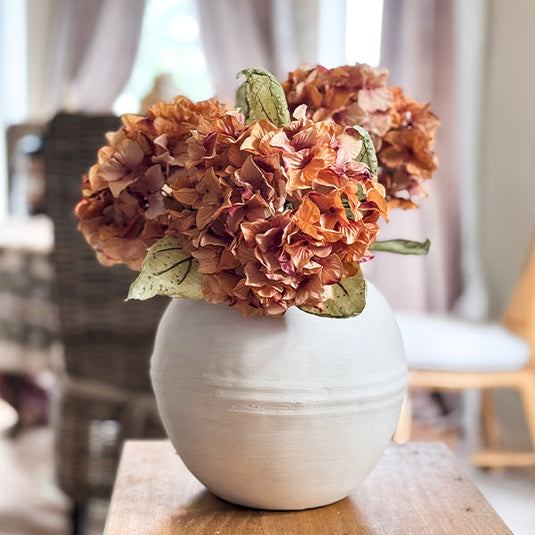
(43, 113, 169, 534)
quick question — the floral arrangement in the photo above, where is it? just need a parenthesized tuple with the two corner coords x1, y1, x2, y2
(76, 64, 438, 318)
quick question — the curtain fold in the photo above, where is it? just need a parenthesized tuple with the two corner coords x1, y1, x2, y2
(365, 0, 463, 312)
(27, 0, 146, 119)
(195, 0, 274, 104)
(195, 0, 336, 105)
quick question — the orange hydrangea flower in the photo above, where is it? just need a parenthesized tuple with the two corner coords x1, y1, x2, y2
(76, 96, 226, 270)
(282, 63, 439, 210)
(164, 108, 387, 316)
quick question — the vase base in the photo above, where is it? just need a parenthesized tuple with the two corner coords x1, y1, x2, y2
(210, 488, 349, 512)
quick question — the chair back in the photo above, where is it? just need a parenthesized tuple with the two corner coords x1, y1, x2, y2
(502, 233, 535, 366)
(44, 113, 169, 391)
(44, 113, 169, 501)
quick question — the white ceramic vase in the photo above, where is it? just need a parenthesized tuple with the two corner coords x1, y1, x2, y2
(150, 281, 407, 510)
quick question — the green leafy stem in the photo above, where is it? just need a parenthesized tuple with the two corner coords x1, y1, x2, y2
(370, 239, 431, 255)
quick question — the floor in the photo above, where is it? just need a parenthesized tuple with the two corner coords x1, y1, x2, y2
(0, 425, 106, 535)
(1, 398, 535, 535)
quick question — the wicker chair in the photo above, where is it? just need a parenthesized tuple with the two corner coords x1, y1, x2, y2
(43, 113, 168, 535)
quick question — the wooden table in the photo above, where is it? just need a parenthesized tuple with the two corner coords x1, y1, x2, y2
(104, 440, 512, 534)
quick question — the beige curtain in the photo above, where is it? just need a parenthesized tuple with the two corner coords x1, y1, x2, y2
(477, 0, 535, 319)
(27, 0, 146, 119)
(365, 0, 463, 312)
(195, 0, 346, 104)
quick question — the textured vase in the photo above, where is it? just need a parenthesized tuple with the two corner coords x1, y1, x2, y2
(150, 281, 407, 510)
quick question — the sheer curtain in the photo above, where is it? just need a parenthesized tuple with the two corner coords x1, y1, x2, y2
(26, 0, 146, 120)
(365, 0, 464, 313)
(195, 0, 346, 104)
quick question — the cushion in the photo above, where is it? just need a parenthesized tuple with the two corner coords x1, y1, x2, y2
(0, 398, 18, 432)
(395, 312, 532, 372)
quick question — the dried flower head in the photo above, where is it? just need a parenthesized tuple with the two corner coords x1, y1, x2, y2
(75, 96, 226, 269)
(166, 107, 387, 316)
(282, 63, 439, 209)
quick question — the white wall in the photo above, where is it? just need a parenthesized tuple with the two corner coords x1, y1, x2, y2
(478, 0, 535, 318)
(470, 0, 535, 449)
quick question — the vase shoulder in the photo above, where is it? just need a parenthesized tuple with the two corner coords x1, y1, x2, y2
(153, 281, 406, 379)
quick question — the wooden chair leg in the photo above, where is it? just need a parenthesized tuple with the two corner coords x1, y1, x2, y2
(472, 379, 535, 468)
(393, 394, 412, 443)
(519, 372, 535, 452)
(480, 389, 499, 448)
(71, 501, 88, 535)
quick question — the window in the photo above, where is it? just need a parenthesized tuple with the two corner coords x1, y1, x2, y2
(114, 0, 212, 115)
(345, 0, 384, 66)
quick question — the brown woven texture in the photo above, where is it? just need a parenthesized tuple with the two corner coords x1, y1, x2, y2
(44, 113, 168, 501)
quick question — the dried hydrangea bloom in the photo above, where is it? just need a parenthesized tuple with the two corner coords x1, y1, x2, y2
(282, 64, 439, 209)
(75, 96, 226, 270)
(75, 183, 167, 269)
(168, 108, 387, 317)
(282, 64, 393, 144)
(379, 87, 439, 209)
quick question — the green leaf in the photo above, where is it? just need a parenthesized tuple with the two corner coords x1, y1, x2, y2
(127, 237, 204, 301)
(299, 267, 367, 318)
(236, 68, 291, 127)
(356, 183, 366, 202)
(235, 82, 249, 118)
(370, 239, 431, 255)
(353, 125, 378, 176)
(341, 197, 355, 221)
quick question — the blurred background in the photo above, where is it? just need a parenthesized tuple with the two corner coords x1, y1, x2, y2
(0, 0, 534, 534)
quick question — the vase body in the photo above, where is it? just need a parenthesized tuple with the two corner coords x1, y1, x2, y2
(150, 282, 407, 510)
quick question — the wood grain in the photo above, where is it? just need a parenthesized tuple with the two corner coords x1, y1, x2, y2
(104, 440, 512, 535)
